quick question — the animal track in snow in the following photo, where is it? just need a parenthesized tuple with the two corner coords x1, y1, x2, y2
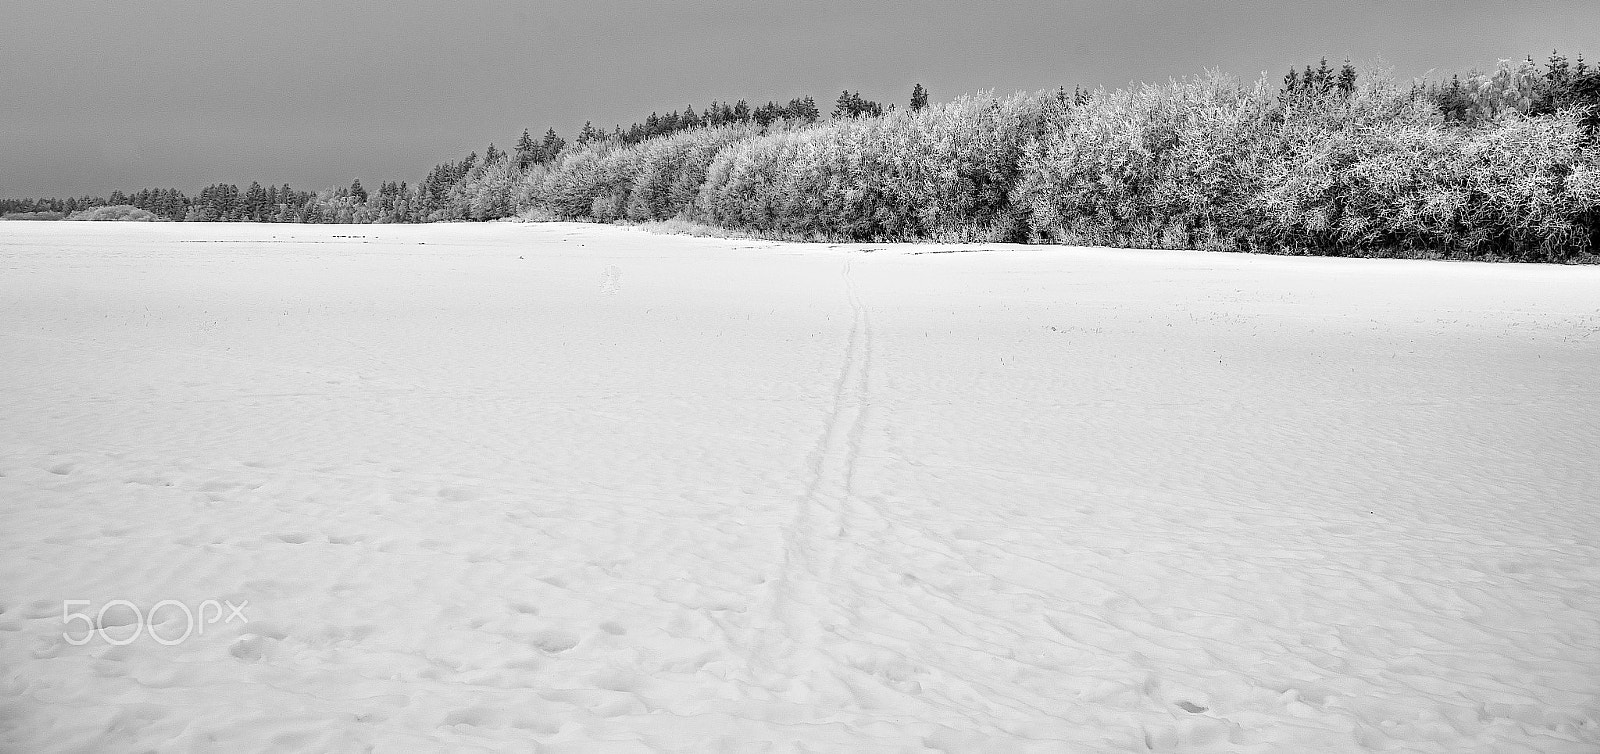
(600, 265, 622, 295)
(528, 629, 579, 654)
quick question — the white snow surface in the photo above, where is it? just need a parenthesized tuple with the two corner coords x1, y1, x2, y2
(2, 221, 1598, 753)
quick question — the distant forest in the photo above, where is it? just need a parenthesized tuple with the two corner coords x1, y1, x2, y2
(6, 54, 1600, 262)
(0, 94, 839, 224)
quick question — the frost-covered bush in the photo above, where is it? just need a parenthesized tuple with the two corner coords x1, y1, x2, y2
(694, 128, 811, 236)
(1014, 72, 1275, 249)
(1256, 96, 1600, 260)
(1016, 66, 1600, 260)
(1243, 71, 1440, 254)
(466, 156, 520, 221)
(66, 204, 161, 221)
(526, 142, 641, 221)
(499, 60, 1600, 259)
(624, 125, 759, 222)
(516, 124, 767, 223)
(695, 92, 1045, 241)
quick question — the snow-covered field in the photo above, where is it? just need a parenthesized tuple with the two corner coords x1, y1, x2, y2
(2, 221, 1598, 753)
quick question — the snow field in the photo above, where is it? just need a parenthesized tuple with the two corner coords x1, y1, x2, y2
(1, 221, 1597, 752)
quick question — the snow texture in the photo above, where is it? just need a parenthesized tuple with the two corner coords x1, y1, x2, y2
(1, 222, 1598, 752)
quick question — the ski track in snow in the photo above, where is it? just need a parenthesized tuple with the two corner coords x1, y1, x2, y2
(1, 221, 1598, 752)
(752, 255, 869, 682)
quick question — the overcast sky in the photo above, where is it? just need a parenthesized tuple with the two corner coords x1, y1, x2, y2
(3, 0, 1596, 198)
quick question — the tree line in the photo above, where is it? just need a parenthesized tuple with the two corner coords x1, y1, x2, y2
(8, 54, 1600, 261)
(504, 54, 1600, 261)
(1, 89, 891, 224)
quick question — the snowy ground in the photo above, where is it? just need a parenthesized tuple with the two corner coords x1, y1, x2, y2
(1, 221, 1598, 753)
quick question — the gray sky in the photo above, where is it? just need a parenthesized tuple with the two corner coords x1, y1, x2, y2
(3, 0, 1596, 198)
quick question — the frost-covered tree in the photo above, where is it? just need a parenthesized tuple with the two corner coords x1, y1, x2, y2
(540, 128, 565, 162)
(515, 129, 539, 169)
(1337, 62, 1357, 94)
(833, 91, 884, 118)
(576, 121, 605, 146)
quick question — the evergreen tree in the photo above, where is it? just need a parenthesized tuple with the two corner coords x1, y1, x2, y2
(834, 90, 854, 118)
(245, 181, 268, 221)
(539, 128, 564, 162)
(910, 83, 929, 111)
(576, 121, 604, 146)
(789, 96, 820, 122)
(515, 129, 539, 169)
(753, 102, 780, 126)
(1314, 57, 1335, 94)
(832, 91, 885, 118)
(1438, 74, 1470, 122)
(349, 179, 368, 204)
(1337, 61, 1357, 94)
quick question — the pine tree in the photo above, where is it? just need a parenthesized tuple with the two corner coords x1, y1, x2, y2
(753, 102, 777, 126)
(1314, 57, 1334, 94)
(833, 91, 884, 118)
(539, 128, 564, 162)
(792, 96, 820, 123)
(350, 179, 368, 204)
(245, 181, 268, 221)
(1547, 50, 1572, 86)
(1337, 61, 1357, 94)
(576, 121, 603, 146)
(1439, 74, 1469, 122)
(834, 90, 854, 118)
(515, 129, 538, 169)
(910, 83, 929, 111)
